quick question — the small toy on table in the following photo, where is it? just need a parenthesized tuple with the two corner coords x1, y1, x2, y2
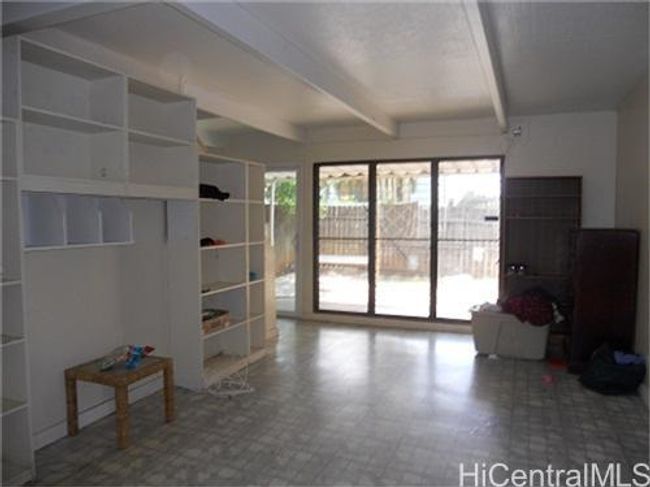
(99, 345, 155, 371)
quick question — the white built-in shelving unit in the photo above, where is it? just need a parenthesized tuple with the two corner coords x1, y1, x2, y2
(1, 110, 35, 485)
(198, 147, 267, 386)
(2, 35, 268, 477)
(15, 37, 197, 202)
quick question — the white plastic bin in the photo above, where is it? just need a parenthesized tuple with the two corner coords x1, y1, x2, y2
(471, 309, 550, 360)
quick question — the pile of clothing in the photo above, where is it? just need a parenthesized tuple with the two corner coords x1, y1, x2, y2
(500, 289, 561, 326)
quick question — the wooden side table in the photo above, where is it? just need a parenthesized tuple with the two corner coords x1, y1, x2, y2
(65, 355, 174, 449)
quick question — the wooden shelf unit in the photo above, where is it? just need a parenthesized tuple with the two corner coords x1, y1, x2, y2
(21, 192, 133, 250)
(12, 37, 197, 200)
(2, 38, 271, 470)
(502, 176, 581, 329)
(198, 148, 267, 387)
(0, 110, 34, 484)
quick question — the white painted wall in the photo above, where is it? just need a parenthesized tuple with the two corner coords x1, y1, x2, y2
(25, 246, 122, 447)
(220, 111, 618, 325)
(25, 200, 171, 448)
(615, 77, 649, 369)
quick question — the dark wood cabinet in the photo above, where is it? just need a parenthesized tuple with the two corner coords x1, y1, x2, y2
(569, 229, 639, 370)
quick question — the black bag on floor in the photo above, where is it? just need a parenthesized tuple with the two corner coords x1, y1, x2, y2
(579, 344, 646, 395)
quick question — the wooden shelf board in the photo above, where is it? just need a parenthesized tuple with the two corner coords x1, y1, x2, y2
(505, 194, 580, 199)
(248, 279, 264, 286)
(23, 106, 121, 133)
(0, 176, 17, 182)
(203, 354, 248, 386)
(202, 319, 247, 340)
(505, 216, 580, 221)
(248, 200, 264, 205)
(0, 279, 21, 287)
(25, 241, 133, 252)
(1, 335, 25, 348)
(201, 281, 246, 297)
(248, 313, 265, 322)
(21, 175, 196, 201)
(1, 398, 27, 417)
(506, 274, 569, 280)
(198, 152, 250, 165)
(21, 174, 128, 197)
(2, 458, 33, 486)
(128, 129, 192, 147)
(248, 241, 265, 246)
(128, 79, 192, 103)
(22, 38, 118, 80)
(200, 243, 246, 251)
(200, 198, 247, 204)
(127, 183, 196, 200)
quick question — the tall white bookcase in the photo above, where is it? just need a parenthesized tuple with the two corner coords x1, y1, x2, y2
(2, 37, 36, 486)
(1, 35, 268, 477)
(1, 117, 35, 485)
(197, 150, 267, 386)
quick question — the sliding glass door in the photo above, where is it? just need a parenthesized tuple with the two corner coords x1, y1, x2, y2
(317, 164, 369, 313)
(375, 162, 432, 317)
(315, 158, 501, 321)
(436, 160, 501, 320)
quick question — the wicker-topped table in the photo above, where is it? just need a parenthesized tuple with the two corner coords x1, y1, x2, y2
(64, 355, 174, 449)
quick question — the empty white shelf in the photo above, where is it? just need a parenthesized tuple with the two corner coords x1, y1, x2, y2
(21, 175, 127, 197)
(0, 279, 21, 287)
(1, 335, 25, 348)
(128, 129, 191, 147)
(21, 39, 119, 80)
(128, 79, 192, 103)
(22, 193, 133, 250)
(65, 195, 101, 245)
(201, 281, 247, 297)
(22, 192, 65, 248)
(1, 398, 27, 417)
(22, 106, 121, 133)
(98, 197, 133, 244)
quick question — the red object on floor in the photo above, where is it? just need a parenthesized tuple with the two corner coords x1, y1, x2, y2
(547, 357, 568, 369)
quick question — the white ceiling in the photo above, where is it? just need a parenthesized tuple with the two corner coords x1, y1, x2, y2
(49, 1, 648, 138)
(486, 1, 649, 115)
(59, 3, 356, 127)
(240, 2, 494, 122)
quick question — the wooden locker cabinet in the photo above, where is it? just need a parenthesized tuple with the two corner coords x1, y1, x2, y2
(569, 229, 640, 371)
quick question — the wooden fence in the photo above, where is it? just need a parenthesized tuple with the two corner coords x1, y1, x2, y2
(318, 203, 499, 279)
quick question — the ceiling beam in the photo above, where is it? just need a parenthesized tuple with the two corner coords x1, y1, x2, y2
(2, 2, 133, 37)
(462, 0, 508, 132)
(171, 1, 398, 138)
(190, 84, 306, 142)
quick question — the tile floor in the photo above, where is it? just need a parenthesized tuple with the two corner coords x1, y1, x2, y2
(34, 319, 649, 486)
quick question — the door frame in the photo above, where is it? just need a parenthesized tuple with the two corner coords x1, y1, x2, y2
(265, 166, 301, 318)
